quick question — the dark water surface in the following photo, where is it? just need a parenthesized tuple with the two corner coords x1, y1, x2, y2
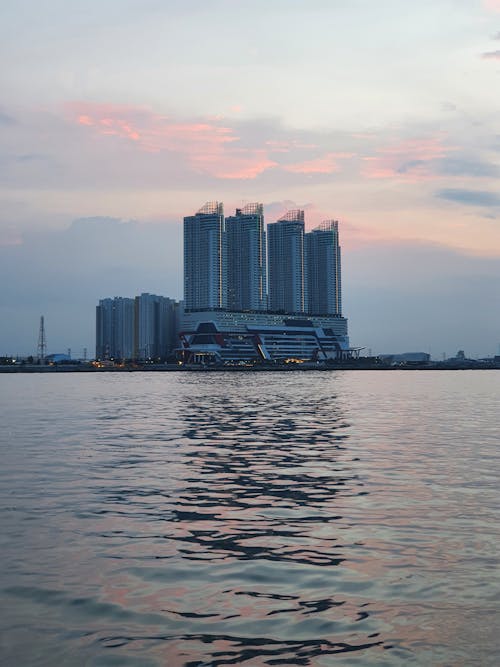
(0, 371, 498, 666)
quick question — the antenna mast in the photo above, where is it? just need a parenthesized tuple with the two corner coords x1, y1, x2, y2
(37, 316, 46, 362)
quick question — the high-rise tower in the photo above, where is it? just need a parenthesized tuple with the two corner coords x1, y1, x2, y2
(184, 202, 227, 310)
(134, 293, 177, 359)
(267, 210, 306, 313)
(96, 297, 135, 359)
(226, 203, 267, 311)
(305, 220, 342, 316)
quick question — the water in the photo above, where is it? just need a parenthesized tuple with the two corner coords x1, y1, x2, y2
(0, 371, 498, 666)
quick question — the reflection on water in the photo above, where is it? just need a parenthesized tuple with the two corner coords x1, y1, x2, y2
(0, 371, 499, 666)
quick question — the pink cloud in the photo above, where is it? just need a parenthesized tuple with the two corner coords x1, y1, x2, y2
(265, 140, 290, 153)
(483, 0, 500, 12)
(67, 101, 275, 179)
(77, 115, 93, 126)
(481, 50, 500, 60)
(265, 139, 319, 154)
(0, 233, 23, 247)
(362, 137, 452, 182)
(284, 152, 354, 174)
(192, 149, 278, 179)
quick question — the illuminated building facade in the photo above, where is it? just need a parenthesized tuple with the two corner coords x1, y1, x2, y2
(179, 309, 353, 364)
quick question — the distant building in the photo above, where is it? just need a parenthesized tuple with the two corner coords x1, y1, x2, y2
(134, 293, 178, 359)
(267, 210, 306, 313)
(44, 353, 73, 363)
(180, 310, 353, 364)
(305, 221, 342, 316)
(96, 297, 135, 360)
(226, 203, 267, 311)
(96, 294, 180, 360)
(379, 352, 431, 364)
(184, 201, 227, 310)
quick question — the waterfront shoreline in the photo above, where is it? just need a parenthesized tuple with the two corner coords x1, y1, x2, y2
(1, 363, 499, 373)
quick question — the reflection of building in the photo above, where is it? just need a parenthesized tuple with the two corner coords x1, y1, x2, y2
(306, 221, 341, 316)
(96, 294, 180, 360)
(179, 309, 353, 364)
(184, 201, 226, 310)
(226, 203, 267, 311)
(267, 210, 306, 313)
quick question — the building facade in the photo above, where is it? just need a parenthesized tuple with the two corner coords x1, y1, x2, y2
(96, 294, 180, 360)
(267, 210, 307, 313)
(96, 297, 135, 360)
(134, 293, 178, 359)
(179, 203, 351, 363)
(179, 309, 353, 364)
(305, 220, 342, 316)
(226, 203, 267, 311)
(184, 201, 227, 310)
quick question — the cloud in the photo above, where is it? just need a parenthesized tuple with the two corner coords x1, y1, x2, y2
(283, 152, 354, 175)
(481, 50, 500, 60)
(2, 216, 498, 357)
(67, 101, 277, 180)
(436, 188, 500, 207)
(483, 0, 500, 12)
(193, 149, 278, 179)
(362, 137, 451, 181)
(0, 228, 22, 247)
(346, 240, 500, 355)
(0, 110, 16, 125)
(0, 216, 183, 355)
(437, 157, 499, 177)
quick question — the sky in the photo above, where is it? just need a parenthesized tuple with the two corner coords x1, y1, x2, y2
(1, 0, 499, 358)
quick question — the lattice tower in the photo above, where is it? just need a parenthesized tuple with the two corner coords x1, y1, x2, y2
(37, 315, 46, 361)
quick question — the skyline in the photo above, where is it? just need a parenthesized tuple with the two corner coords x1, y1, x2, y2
(1, 1, 500, 356)
(2, 204, 499, 360)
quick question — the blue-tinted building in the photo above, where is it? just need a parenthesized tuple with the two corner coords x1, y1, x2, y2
(305, 220, 342, 316)
(226, 203, 267, 311)
(184, 201, 227, 310)
(267, 210, 306, 314)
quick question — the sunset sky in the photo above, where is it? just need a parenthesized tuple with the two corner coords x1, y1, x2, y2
(1, 0, 499, 357)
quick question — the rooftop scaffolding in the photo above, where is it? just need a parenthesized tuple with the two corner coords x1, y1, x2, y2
(315, 220, 339, 232)
(278, 209, 305, 223)
(240, 202, 263, 216)
(197, 201, 224, 216)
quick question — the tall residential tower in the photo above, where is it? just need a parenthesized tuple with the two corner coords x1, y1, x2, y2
(305, 220, 342, 316)
(267, 210, 306, 313)
(96, 297, 135, 359)
(184, 202, 226, 310)
(226, 203, 267, 311)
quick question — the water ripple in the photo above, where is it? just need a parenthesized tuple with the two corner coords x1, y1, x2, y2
(1, 371, 499, 666)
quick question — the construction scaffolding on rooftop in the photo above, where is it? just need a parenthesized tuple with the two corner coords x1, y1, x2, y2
(197, 201, 224, 216)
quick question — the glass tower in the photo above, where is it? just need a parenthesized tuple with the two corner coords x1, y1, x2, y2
(184, 202, 227, 310)
(226, 203, 267, 311)
(267, 210, 306, 313)
(305, 220, 342, 316)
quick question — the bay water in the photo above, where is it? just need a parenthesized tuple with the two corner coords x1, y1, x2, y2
(0, 371, 498, 666)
